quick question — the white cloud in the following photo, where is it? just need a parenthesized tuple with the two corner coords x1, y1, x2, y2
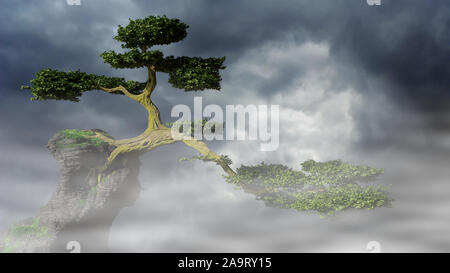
(217, 39, 360, 166)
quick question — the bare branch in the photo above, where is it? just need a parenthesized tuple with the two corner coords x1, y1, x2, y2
(99, 85, 139, 101)
(182, 138, 236, 176)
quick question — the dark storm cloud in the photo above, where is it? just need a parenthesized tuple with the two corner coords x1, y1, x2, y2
(129, 0, 450, 114)
(327, 0, 450, 112)
(0, 0, 151, 144)
(2, 0, 449, 112)
(132, 0, 450, 152)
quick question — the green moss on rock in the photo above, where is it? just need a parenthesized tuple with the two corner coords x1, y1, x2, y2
(56, 129, 106, 149)
(1, 217, 49, 253)
(9, 217, 48, 239)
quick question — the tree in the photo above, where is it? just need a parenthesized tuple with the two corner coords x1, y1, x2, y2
(21, 15, 391, 215)
(22, 15, 234, 179)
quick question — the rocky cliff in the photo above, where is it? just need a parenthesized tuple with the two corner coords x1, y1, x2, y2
(0, 129, 141, 253)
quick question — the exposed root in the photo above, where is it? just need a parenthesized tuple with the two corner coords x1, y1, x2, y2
(94, 81, 236, 179)
(97, 129, 177, 180)
(94, 128, 236, 181)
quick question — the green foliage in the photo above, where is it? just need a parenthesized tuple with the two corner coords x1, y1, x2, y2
(101, 49, 164, 69)
(290, 184, 390, 214)
(180, 154, 232, 166)
(166, 118, 224, 136)
(225, 160, 392, 215)
(1, 243, 15, 253)
(56, 129, 106, 148)
(1, 236, 18, 253)
(21, 15, 226, 101)
(300, 160, 384, 186)
(114, 15, 188, 49)
(60, 129, 95, 138)
(166, 56, 226, 91)
(219, 155, 233, 166)
(1, 217, 49, 253)
(101, 52, 226, 90)
(9, 217, 48, 239)
(226, 162, 305, 189)
(21, 69, 146, 101)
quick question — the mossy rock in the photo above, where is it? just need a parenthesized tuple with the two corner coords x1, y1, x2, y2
(56, 129, 107, 149)
(2, 217, 50, 253)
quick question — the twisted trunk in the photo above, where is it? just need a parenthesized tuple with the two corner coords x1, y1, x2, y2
(97, 65, 236, 177)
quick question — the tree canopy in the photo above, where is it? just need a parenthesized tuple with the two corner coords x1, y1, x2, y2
(21, 15, 226, 101)
(21, 69, 146, 102)
(225, 160, 391, 215)
(114, 16, 188, 49)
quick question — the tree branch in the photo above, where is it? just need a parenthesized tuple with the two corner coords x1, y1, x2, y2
(99, 85, 139, 101)
(182, 138, 236, 176)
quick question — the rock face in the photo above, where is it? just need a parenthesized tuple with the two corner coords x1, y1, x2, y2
(1, 130, 141, 253)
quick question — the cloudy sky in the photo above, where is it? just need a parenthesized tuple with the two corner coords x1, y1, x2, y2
(1, 0, 450, 252)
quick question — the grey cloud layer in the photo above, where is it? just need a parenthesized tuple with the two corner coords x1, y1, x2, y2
(1, 0, 449, 251)
(2, 0, 447, 150)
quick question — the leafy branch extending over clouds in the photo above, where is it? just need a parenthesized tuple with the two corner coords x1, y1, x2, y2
(224, 160, 391, 215)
